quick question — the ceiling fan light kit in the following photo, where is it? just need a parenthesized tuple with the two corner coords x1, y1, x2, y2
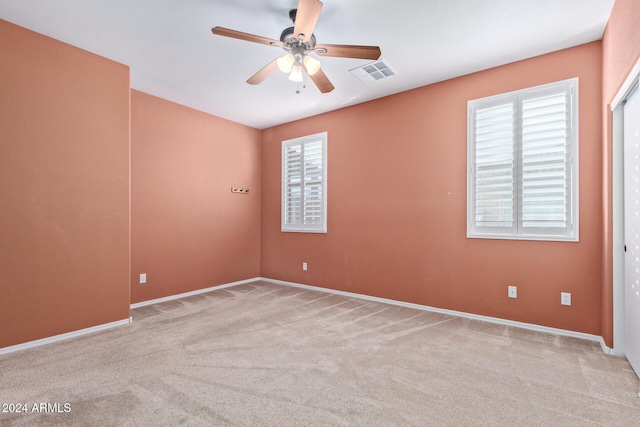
(277, 54, 295, 73)
(211, 0, 381, 94)
(289, 64, 304, 82)
(303, 55, 321, 76)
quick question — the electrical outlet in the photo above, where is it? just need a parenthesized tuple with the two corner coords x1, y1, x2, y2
(139, 273, 147, 284)
(302, 262, 307, 271)
(508, 285, 517, 299)
(561, 292, 571, 306)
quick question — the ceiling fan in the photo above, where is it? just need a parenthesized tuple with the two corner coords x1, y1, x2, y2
(211, 0, 382, 93)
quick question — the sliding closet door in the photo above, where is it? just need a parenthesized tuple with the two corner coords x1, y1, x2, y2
(624, 82, 640, 378)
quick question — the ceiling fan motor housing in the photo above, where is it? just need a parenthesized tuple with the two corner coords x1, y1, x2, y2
(280, 26, 316, 50)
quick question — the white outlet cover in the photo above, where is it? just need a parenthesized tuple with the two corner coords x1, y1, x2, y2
(508, 286, 517, 298)
(561, 292, 571, 306)
(140, 273, 147, 284)
(302, 262, 307, 271)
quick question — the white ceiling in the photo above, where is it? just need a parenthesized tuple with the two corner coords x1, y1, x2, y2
(0, 0, 615, 129)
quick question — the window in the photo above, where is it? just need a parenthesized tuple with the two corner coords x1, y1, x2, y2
(282, 132, 327, 233)
(467, 79, 578, 241)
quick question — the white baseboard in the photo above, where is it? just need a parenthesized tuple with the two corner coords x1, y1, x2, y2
(1, 278, 260, 356)
(0, 318, 132, 356)
(130, 277, 261, 309)
(258, 277, 606, 348)
(2, 276, 611, 357)
(599, 337, 615, 355)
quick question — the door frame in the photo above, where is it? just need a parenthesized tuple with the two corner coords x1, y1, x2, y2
(611, 57, 640, 356)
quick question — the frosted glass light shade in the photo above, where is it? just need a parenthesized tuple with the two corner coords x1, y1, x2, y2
(303, 55, 321, 75)
(289, 64, 303, 82)
(277, 54, 295, 73)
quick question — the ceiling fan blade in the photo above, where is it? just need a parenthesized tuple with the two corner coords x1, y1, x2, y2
(315, 44, 382, 60)
(304, 66, 334, 94)
(293, 0, 323, 43)
(247, 59, 279, 85)
(212, 27, 283, 47)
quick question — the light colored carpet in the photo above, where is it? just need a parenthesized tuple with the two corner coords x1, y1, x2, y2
(1, 280, 639, 426)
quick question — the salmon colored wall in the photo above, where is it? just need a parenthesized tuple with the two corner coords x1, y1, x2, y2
(261, 42, 603, 335)
(0, 20, 130, 348)
(130, 91, 261, 304)
(601, 0, 640, 347)
(602, 0, 640, 100)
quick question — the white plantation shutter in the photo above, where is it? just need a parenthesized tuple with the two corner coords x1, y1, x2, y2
(302, 141, 324, 225)
(284, 144, 302, 226)
(472, 101, 516, 234)
(468, 79, 578, 241)
(282, 132, 327, 232)
(521, 87, 572, 233)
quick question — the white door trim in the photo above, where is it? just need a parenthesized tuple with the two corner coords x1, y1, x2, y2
(611, 57, 640, 111)
(611, 56, 640, 356)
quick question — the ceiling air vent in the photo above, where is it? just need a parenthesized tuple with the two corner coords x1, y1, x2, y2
(349, 60, 396, 84)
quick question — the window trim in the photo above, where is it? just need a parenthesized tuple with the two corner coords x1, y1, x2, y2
(281, 132, 328, 233)
(467, 78, 579, 242)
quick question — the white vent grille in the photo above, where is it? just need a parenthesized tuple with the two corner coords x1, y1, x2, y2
(350, 60, 396, 83)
